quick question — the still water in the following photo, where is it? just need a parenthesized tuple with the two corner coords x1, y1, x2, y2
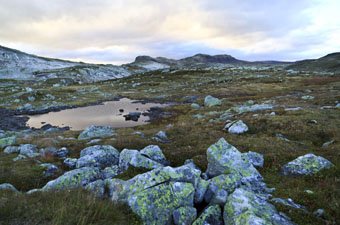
(26, 98, 167, 130)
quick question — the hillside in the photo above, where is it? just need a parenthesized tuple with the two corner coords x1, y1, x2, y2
(287, 53, 340, 73)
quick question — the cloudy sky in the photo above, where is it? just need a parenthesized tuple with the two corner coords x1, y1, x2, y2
(0, 0, 339, 64)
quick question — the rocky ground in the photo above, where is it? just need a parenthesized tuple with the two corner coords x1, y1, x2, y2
(0, 65, 339, 225)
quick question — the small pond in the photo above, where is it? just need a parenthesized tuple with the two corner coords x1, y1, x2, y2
(26, 98, 168, 130)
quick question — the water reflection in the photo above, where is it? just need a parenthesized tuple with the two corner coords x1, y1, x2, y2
(26, 98, 167, 130)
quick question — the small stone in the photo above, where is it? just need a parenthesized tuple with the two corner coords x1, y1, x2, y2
(153, 131, 170, 143)
(101, 166, 121, 179)
(191, 103, 200, 110)
(301, 95, 315, 100)
(4, 146, 19, 154)
(63, 158, 77, 169)
(40, 163, 59, 177)
(204, 95, 222, 107)
(322, 140, 334, 148)
(242, 151, 264, 168)
(313, 209, 325, 218)
(224, 120, 249, 134)
(12, 154, 27, 161)
(0, 136, 16, 148)
(0, 183, 19, 192)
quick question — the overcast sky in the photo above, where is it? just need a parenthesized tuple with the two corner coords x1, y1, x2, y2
(0, 0, 339, 64)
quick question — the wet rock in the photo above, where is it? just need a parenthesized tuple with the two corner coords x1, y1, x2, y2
(123, 112, 142, 121)
(42, 167, 101, 191)
(153, 131, 170, 143)
(76, 145, 120, 169)
(242, 151, 264, 168)
(271, 198, 307, 211)
(18, 144, 39, 158)
(63, 158, 77, 169)
(140, 145, 168, 165)
(40, 163, 59, 177)
(224, 188, 294, 225)
(85, 180, 105, 198)
(127, 182, 195, 225)
(78, 125, 115, 140)
(224, 120, 249, 134)
(204, 95, 222, 107)
(0, 136, 16, 148)
(101, 165, 121, 179)
(191, 103, 201, 110)
(173, 206, 197, 225)
(282, 153, 333, 176)
(0, 183, 19, 192)
(3, 146, 19, 154)
(192, 205, 223, 225)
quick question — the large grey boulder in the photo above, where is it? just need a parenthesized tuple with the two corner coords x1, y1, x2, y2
(140, 145, 168, 165)
(18, 144, 39, 158)
(153, 131, 170, 143)
(42, 167, 101, 191)
(204, 95, 222, 107)
(76, 145, 120, 169)
(224, 188, 294, 225)
(101, 165, 121, 179)
(78, 125, 115, 140)
(127, 181, 195, 225)
(0, 183, 19, 192)
(119, 149, 163, 171)
(173, 206, 197, 225)
(242, 151, 264, 168)
(192, 205, 223, 225)
(3, 146, 19, 154)
(224, 120, 249, 134)
(206, 138, 262, 183)
(282, 153, 333, 176)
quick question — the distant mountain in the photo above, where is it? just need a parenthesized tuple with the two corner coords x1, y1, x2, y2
(287, 53, 340, 73)
(179, 53, 244, 65)
(0, 45, 131, 82)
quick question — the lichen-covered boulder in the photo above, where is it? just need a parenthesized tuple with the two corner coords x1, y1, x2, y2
(204, 95, 222, 107)
(194, 178, 209, 204)
(173, 206, 197, 225)
(63, 158, 77, 169)
(282, 153, 334, 176)
(101, 165, 121, 179)
(0, 136, 16, 148)
(0, 183, 19, 192)
(40, 147, 69, 159)
(242, 151, 264, 168)
(224, 120, 249, 134)
(76, 145, 119, 169)
(85, 180, 105, 198)
(206, 138, 262, 183)
(78, 125, 115, 140)
(140, 145, 168, 165)
(223, 188, 294, 225)
(119, 149, 163, 171)
(42, 167, 101, 191)
(3, 146, 19, 154)
(191, 103, 201, 110)
(18, 144, 39, 158)
(127, 182, 195, 225)
(192, 205, 223, 225)
(271, 198, 307, 211)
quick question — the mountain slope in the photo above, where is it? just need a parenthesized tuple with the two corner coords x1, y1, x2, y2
(287, 53, 340, 72)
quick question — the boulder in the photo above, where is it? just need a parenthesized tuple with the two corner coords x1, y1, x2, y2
(140, 145, 168, 165)
(224, 120, 249, 134)
(0, 183, 19, 192)
(282, 153, 333, 176)
(192, 205, 223, 225)
(204, 95, 222, 107)
(153, 131, 170, 143)
(224, 188, 294, 225)
(76, 145, 120, 169)
(63, 158, 77, 169)
(127, 182, 195, 225)
(119, 149, 163, 171)
(0, 136, 16, 148)
(85, 180, 105, 198)
(206, 138, 262, 183)
(78, 125, 115, 140)
(42, 167, 101, 191)
(3, 146, 19, 154)
(123, 112, 142, 121)
(18, 144, 39, 158)
(271, 198, 307, 211)
(232, 103, 273, 114)
(101, 165, 121, 179)
(242, 151, 264, 168)
(40, 163, 59, 177)
(173, 206, 197, 225)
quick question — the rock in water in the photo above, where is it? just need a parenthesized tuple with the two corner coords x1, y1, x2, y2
(204, 95, 222, 107)
(128, 182, 195, 225)
(224, 188, 294, 225)
(123, 112, 142, 121)
(76, 145, 120, 169)
(42, 167, 101, 191)
(282, 153, 333, 176)
(78, 125, 115, 140)
(224, 120, 249, 134)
